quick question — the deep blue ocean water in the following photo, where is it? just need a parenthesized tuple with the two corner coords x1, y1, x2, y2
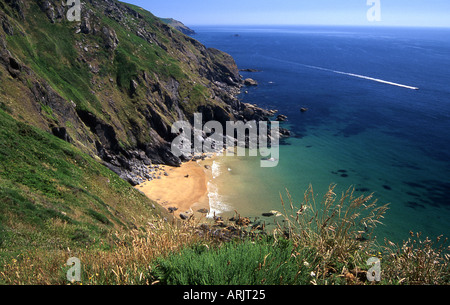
(193, 26, 450, 243)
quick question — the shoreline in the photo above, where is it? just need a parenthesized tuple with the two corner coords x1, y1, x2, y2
(135, 155, 217, 220)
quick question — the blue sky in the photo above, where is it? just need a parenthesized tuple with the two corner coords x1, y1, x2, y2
(125, 0, 450, 27)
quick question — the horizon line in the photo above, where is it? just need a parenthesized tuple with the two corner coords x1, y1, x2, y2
(185, 23, 450, 29)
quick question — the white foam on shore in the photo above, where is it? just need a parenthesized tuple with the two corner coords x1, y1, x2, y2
(211, 160, 221, 179)
(206, 160, 233, 218)
(206, 181, 232, 218)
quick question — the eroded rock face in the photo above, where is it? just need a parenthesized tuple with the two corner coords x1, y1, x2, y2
(0, 0, 287, 187)
(160, 18, 196, 36)
(206, 48, 241, 85)
(101, 26, 119, 50)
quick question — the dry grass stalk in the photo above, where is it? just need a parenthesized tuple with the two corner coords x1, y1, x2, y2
(1, 217, 208, 285)
(275, 184, 389, 278)
(383, 232, 450, 285)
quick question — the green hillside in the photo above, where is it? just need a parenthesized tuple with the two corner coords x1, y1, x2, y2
(0, 0, 447, 286)
(0, 108, 165, 253)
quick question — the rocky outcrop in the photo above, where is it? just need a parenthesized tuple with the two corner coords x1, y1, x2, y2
(159, 17, 196, 36)
(206, 48, 241, 85)
(37, 0, 65, 23)
(244, 78, 258, 86)
(0, 0, 288, 188)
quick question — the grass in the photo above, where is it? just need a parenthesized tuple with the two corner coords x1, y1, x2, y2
(1, 0, 225, 158)
(0, 219, 205, 285)
(275, 184, 389, 279)
(0, 109, 164, 269)
(0, 108, 447, 286)
(5, 2, 101, 114)
(150, 184, 448, 286)
(0, 1, 448, 286)
(151, 237, 317, 285)
(1, 172, 448, 284)
(382, 232, 450, 285)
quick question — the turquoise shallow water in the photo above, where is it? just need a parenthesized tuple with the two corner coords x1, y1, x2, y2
(195, 26, 450, 243)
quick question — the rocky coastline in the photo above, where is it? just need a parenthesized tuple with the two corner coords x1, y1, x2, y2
(0, 0, 290, 189)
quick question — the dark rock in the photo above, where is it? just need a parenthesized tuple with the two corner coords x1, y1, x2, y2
(276, 114, 288, 121)
(279, 127, 291, 137)
(0, 0, 292, 192)
(37, 0, 56, 23)
(262, 212, 275, 217)
(179, 213, 191, 220)
(159, 18, 196, 35)
(130, 79, 139, 96)
(239, 69, 261, 72)
(4, 0, 25, 20)
(207, 48, 241, 85)
(168, 207, 178, 213)
(80, 16, 92, 34)
(101, 26, 119, 50)
(51, 127, 71, 143)
(104, 162, 123, 176)
(125, 174, 140, 186)
(76, 109, 120, 154)
(244, 78, 258, 86)
(2, 19, 14, 35)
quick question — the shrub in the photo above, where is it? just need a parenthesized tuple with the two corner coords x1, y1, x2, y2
(151, 237, 317, 285)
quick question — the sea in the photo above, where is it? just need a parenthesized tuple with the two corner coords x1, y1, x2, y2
(193, 25, 450, 244)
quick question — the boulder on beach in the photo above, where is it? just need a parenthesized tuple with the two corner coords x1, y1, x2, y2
(168, 207, 178, 213)
(180, 212, 194, 220)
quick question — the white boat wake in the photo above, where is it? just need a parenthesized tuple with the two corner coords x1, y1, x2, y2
(301, 63, 419, 90)
(259, 55, 419, 90)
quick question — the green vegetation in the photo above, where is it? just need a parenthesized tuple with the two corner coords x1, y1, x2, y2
(152, 238, 317, 285)
(114, 48, 139, 92)
(149, 186, 449, 286)
(0, 123, 448, 285)
(0, 0, 447, 286)
(5, 1, 101, 114)
(0, 0, 206, 154)
(0, 109, 163, 260)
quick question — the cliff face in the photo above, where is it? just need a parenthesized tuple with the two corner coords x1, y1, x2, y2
(159, 17, 196, 36)
(0, 0, 272, 185)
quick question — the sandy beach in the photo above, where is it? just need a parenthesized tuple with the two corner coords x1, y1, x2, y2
(135, 157, 215, 219)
